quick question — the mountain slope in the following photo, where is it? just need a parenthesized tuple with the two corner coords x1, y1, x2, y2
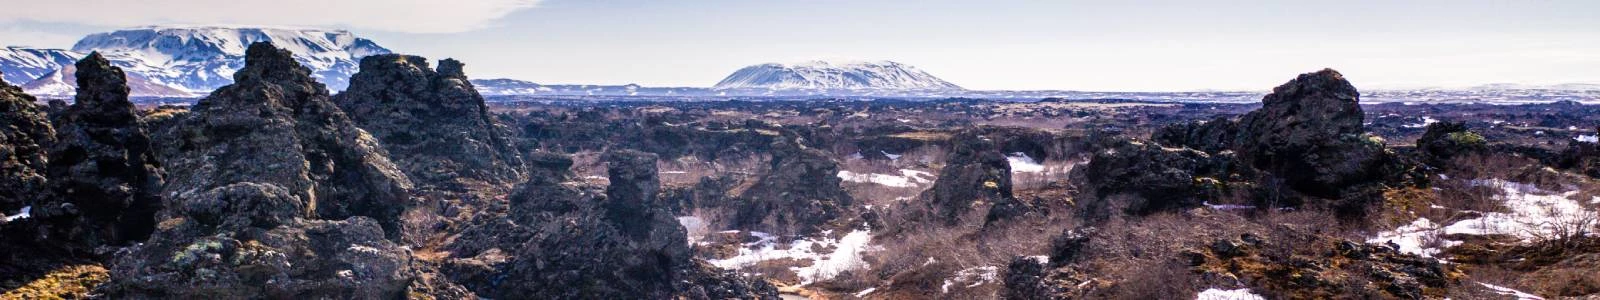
(21, 64, 193, 98)
(713, 60, 962, 91)
(0, 47, 81, 85)
(68, 26, 391, 93)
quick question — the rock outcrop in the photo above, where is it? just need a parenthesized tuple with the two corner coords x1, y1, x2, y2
(99, 43, 424, 298)
(724, 135, 856, 235)
(0, 70, 53, 221)
(1415, 121, 1486, 166)
(1558, 127, 1600, 179)
(920, 129, 1028, 225)
(1072, 139, 1240, 218)
(445, 150, 776, 299)
(335, 54, 525, 190)
(33, 53, 164, 247)
(1119, 69, 1422, 217)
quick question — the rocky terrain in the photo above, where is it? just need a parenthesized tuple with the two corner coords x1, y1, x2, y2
(3, 42, 1600, 300)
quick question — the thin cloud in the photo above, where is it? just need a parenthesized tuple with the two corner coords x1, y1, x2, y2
(0, 0, 542, 33)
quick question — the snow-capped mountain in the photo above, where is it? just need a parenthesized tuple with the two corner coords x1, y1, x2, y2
(1, 26, 391, 97)
(0, 47, 81, 86)
(21, 64, 193, 98)
(713, 60, 963, 91)
(66, 26, 391, 93)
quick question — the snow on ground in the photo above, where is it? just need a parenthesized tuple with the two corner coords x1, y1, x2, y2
(1203, 201, 1257, 211)
(837, 169, 935, 188)
(1195, 288, 1266, 300)
(1369, 178, 1598, 255)
(1577, 135, 1598, 144)
(1367, 218, 1461, 258)
(1006, 152, 1046, 173)
(676, 216, 709, 243)
(941, 265, 999, 293)
(707, 229, 880, 284)
(855, 287, 877, 297)
(881, 151, 902, 161)
(1443, 179, 1596, 241)
(1402, 116, 1440, 129)
(3, 206, 30, 222)
(1477, 282, 1545, 300)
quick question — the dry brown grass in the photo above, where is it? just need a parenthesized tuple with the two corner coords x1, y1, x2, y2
(0, 264, 108, 300)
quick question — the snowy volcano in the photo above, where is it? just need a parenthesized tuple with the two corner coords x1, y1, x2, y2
(0, 47, 80, 86)
(70, 26, 390, 93)
(713, 60, 962, 91)
(0, 26, 391, 97)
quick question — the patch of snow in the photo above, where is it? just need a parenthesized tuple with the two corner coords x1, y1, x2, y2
(3, 206, 30, 222)
(1367, 218, 1461, 258)
(1477, 282, 1544, 300)
(1402, 116, 1440, 129)
(881, 151, 902, 161)
(1026, 255, 1050, 265)
(855, 287, 877, 297)
(707, 229, 879, 285)
(941, 265, 998, 293)
(677, 216, 708, 243)
(1576, 135, 1598, 144)
(1195, 288, 1266, 300)
(1203, 201, 1257, 211)
(836, 169, 934, 188)
(1443, 179, 1597, 241)
(1006, 152, 1046, 173)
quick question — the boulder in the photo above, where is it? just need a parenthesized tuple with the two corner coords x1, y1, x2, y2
(1415, 121, 1486, 166)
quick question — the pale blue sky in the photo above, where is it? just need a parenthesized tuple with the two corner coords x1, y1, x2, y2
(2, 0, 1597, 91)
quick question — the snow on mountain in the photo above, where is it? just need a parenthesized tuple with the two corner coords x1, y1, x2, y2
(1468, 83, 1600, 91)
(68, 26, 391, 93)
(0, 47, 81, 85)
(21, 64, 193, 98)
(713, 60, 963, 91)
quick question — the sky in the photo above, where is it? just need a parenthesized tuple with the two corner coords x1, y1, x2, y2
(1, 0, 1597, 91)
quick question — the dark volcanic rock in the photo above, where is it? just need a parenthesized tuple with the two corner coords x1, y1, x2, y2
(445, 150, 776, 299)
(335, 54, 525, 190)
(1113, 69, 1421, 217)
(1231, 69, 1388, 199)
(725, 135, 856, 235)
(1003, 256, 1062, 300)
(100, 43, 424, 299)
(921, 129, 1026, 225)
(1558, 127, 1600, 179)
(1072, 139, 1239, 218)
(159, 42, 413, 238)
(1415, 121, 1486, 166)
(33, 53, 164, 247)
(0, 70, 53, 220)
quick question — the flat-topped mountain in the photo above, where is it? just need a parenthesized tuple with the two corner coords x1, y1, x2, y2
(713, 60, 962, 91)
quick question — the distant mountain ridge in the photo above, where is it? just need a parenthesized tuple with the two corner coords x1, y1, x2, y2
(713, 60, 962, 91)
(0, 47, 79, 86)
(0, 26, 391, 97)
